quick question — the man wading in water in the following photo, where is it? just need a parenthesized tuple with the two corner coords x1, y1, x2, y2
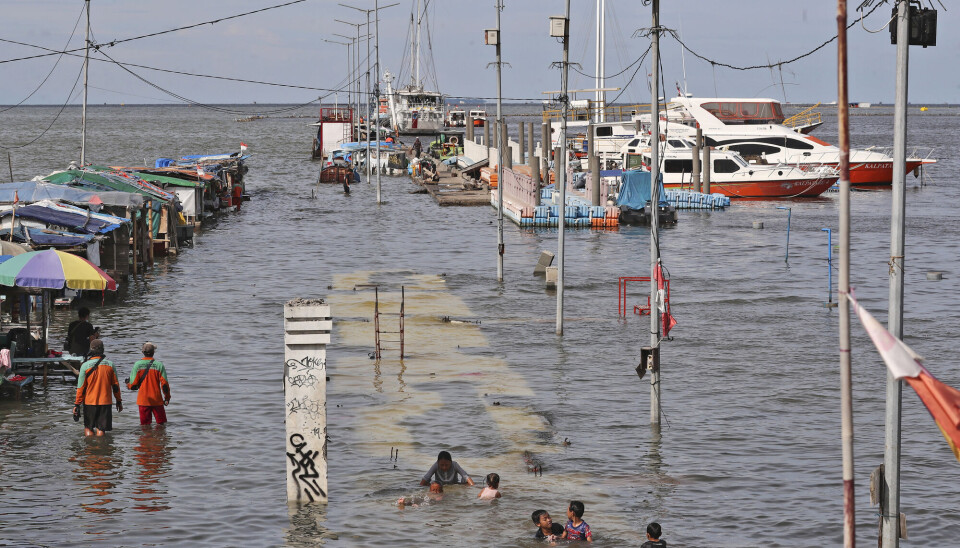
(73, 339, 123, 436)
(127, 342, 171, 426)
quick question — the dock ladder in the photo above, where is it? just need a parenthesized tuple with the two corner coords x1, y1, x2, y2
(374, 286, 405, 360)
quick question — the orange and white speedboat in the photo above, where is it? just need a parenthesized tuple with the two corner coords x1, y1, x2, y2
(649, 97, 935, 186)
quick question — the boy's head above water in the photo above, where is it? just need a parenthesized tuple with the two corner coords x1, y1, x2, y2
(531, 509, 552, 528)
(568, 500, 585, 520)
(429, 482, 443, 494)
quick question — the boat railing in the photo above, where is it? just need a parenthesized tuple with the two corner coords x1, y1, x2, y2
(782, 103, 822, 131)
(862, 145, 937, 161)
(542, 103, 652, 123)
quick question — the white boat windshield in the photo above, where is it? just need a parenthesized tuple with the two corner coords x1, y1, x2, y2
(698, 101, 784, 125)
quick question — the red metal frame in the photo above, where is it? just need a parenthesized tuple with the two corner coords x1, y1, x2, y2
(618, 276, 670, 318)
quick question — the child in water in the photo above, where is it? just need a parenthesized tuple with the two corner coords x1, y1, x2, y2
(397, 481, 443, 508)
(477, 473, 501, 500)
(532, 509, 565, 542)
(420, 450, 475, 486)
(564, 500, 593, 541)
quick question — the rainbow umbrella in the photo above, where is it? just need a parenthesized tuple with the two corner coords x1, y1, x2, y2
(0, 249, 117, 291)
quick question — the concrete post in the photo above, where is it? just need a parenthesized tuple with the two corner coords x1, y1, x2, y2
(692, 128, 701, 192)
(553, 146, 562, 193)
(702, 145, 711, 194)
(542, 120, 552, 177)
(588, 124, 600, 206)
(527, 122, 535, 166)
(484, 120, 490, 147)
(518, 122, 526, 164)
(532, 154, 541, 186)
(505, 146, 513, 169)
(284, 299, 331, 504)
(500, 122, 510, 168)
(466, 115, 474, 142)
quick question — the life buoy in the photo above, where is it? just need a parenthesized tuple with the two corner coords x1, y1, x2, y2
(450, 136, 459, 145)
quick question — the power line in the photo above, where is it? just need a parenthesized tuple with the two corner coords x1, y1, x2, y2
(666, 0, 886, 72)
(0, 2, 86, 114)
(0, 0, 308, 65)
(0, 60, 86, 150)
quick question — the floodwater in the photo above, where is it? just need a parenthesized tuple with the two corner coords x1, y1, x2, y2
(1, 104, 959, 547)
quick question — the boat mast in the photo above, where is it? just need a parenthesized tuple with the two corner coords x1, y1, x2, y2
(414, 0, 421, 88)
(80, 0, 90, 165)
(648, 0, 662, 426)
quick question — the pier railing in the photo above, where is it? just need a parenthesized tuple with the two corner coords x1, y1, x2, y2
(501, 167, 539, 210)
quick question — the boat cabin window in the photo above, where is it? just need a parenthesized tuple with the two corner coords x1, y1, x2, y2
(699, 101, 785, 125)
(727, 143, 781, 156)
(664, 159, 693, 173)
(667, 139, 688, 149)
(595, 126, 614, 137)
(627, 138, 641, 147)
(625, 154, 645, 170)
(714, 159, 741, 173)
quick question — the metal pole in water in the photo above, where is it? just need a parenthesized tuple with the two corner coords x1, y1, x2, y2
(555, 0, 571, 336)
(375, 0, 382, 203)
(777, 206, 791, 262)
(648, 0, 662, 425)
(365, 10, 372, 184)
(883, 2, 910, 546)
(822, 228, 833, 304)
(836, 1, 856, 544)
(80, 0, 90, 166)
(494, 0, 504, 283)
(284, 299, 330, 504)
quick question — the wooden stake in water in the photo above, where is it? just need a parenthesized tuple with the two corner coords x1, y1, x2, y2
(836, 1, 856, 545)
(284, 299, 331, 504)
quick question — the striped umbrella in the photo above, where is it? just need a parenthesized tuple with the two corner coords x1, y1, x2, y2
(0, 248, 117, 291)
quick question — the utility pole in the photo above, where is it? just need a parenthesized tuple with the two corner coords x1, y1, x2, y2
(648, 0, 662, 426)
(495, 0, 504, 282)
(836, 1, 855, 545)
(341, 3, 398, 190)
(594, 0, 605, 123)
(553, 2, 571, 336)
(375, 0, 382, 203)
(883, 1, 910, 546)
(80, 0, 90, 165)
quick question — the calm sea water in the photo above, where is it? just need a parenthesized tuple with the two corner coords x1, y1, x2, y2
(0, 103, 958, 547)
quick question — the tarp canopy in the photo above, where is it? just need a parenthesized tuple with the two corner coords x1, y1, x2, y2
(1, 200, 128, 235)
(0, 225, 95, 247)
(0, 181, 144, 208)
(117, 170, 205, 188)
(44, 169, 175, 203)
(617, 170, 668, 209)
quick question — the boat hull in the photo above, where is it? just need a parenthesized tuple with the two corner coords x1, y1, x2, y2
(665, 177, 837, 198)
(318, 166, 355, 184)
(847, 159, 927, 186)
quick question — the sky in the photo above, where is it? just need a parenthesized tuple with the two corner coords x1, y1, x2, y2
(1, 0, 957, 108)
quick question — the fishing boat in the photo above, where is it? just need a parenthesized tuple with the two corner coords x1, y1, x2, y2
(445, 107, 466, 128)
(621, 136, 839, 198)
(469, 108, 487, 127)
(310, 107, 354, 160)
(385, 0, 444, 135)
(650, 97, 935, 185)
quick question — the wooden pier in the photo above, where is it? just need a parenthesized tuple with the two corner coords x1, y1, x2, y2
(411, 162, 490, 207)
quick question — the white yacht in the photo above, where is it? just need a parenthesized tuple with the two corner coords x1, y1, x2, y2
(386, 0, 444, 135)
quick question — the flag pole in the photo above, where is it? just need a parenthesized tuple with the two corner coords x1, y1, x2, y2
(836, 1, 856, 545)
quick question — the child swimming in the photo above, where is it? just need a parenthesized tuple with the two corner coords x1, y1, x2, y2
(397, 481, 443, 508)
(532, 509, 565, 542)
(477, 473, 501, 500)
(564, 500, 593, 541)
(420, 450, 475, 486)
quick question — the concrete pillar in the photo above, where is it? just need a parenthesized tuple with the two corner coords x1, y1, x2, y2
(284, 299, 331, 504)
(466, 115, 474, 142)
(553, 146, 562, 192)
(500, 122, 509, 168)
(703, 145, 711, 194)
(692, 128, 701, 192)
(588, 124, 600, 206)
(532, 154, 541, 186)
(518, 122, 526, 164)
(527, 122, 535, 166)
(484, 121, 490, 147)
(542, 120, 552, 178)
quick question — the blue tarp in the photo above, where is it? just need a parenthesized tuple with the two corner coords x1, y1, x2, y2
(11, 204, 126, 235)
(617, 170, 668, 209)
(0, 226, 94, 247)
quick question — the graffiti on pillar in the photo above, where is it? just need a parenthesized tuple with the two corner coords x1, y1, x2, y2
(287, 433, 326, 502)
(286, 396, 323, 421)
(286, 356, 325, 391)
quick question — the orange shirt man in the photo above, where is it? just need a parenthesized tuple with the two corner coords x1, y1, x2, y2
(74, 339, 122, 436)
